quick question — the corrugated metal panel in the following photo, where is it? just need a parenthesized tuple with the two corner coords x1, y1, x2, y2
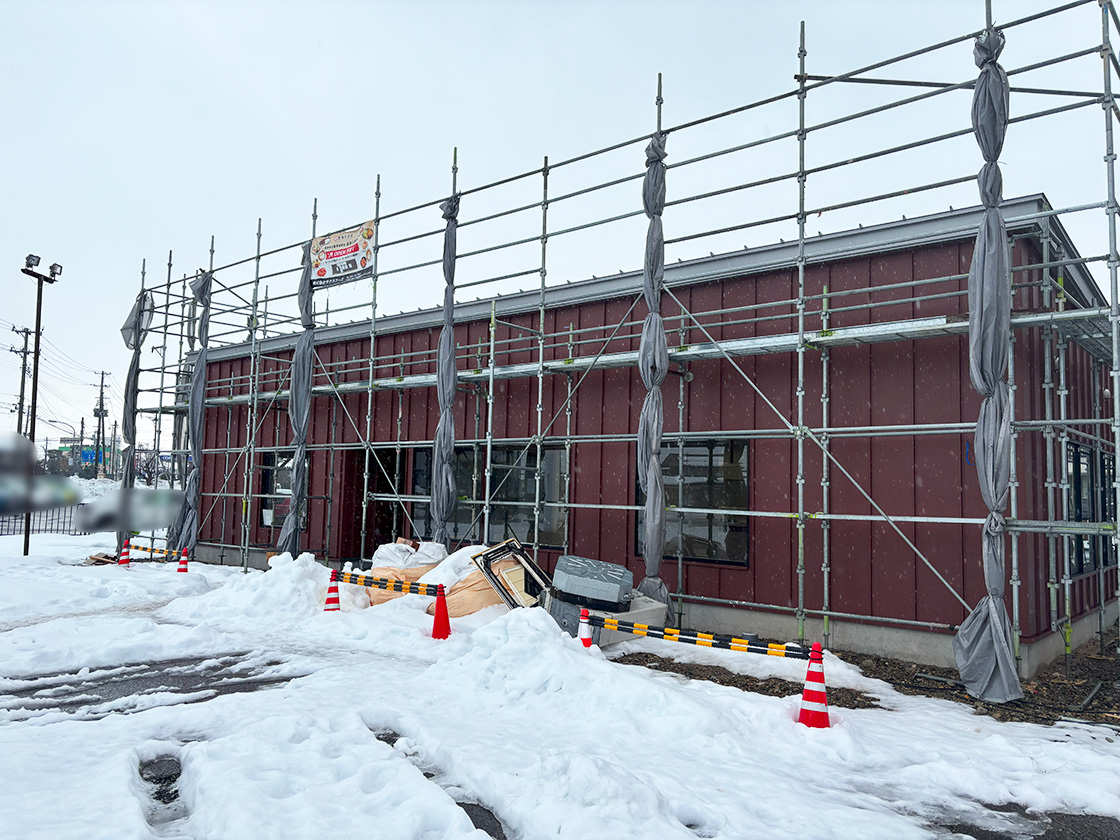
(198, 232, 1115, 638)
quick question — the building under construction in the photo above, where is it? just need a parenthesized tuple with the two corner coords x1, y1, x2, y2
(131, 1, 1120, 680)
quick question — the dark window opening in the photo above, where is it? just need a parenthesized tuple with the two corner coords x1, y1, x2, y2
(259, 450, 305, 531)
(638, 439, 749, 567)
(1067, 443, 1117, 573)
(411, 446, 567, 548)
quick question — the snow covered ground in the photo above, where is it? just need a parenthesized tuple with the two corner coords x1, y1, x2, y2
(2, 534, 1119, 839)
(68, 477, 121, 500)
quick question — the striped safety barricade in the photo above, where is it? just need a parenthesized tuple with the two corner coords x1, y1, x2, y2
(335, 571, 441, 597)
(128, 544, 178, 560)
(585, 614, 811, 660)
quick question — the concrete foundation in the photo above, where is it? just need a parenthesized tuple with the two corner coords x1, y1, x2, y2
(681, 599, 1118, 679)
(194, 543, 271, 571)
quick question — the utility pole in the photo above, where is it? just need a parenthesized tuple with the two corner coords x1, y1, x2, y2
(8, 326, 31, 435)
(79, 416, 85, 472)
(111, 420, 118, 479)
(19, 255, 61, 556)
(94, 371, 109, 478)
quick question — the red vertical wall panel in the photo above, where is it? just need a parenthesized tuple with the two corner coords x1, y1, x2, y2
(197, 233, 1113, 643)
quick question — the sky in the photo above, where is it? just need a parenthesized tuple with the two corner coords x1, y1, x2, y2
(0, 0, 1113, 451)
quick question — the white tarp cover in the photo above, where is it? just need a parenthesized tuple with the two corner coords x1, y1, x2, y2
(953, 26, 1023, 704)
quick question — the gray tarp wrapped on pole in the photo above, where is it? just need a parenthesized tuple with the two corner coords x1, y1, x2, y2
(116, 290, 153, 557)
(636, 133, 673, 624)
(277, 329, 313, 556)
(953, 27, 1023, 704)
(169, 271, 213, 555)
(430, 195, 460, 547)
(277, 247, 317, 557)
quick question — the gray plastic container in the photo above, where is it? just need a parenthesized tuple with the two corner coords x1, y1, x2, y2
(552, 554, 633, 611)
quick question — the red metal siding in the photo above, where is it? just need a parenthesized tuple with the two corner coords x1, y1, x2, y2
(198, 235, 1115, 639)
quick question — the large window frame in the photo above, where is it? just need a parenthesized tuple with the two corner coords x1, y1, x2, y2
(637, 438, 750, 567)
(259, 450, 305, 531)
(411, 444, 568, 548)
(1067, 442, 1117, 573)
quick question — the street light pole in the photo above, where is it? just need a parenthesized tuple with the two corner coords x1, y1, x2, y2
(20, 255, 61, 556)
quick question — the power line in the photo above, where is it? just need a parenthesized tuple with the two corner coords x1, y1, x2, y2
(39, 335, 101, 375)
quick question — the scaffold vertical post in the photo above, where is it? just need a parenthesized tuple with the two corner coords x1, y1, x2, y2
(1008, 316, 1022, 668)
(676, 305, 687, 627)
(1058, 331, 1073, 675)
(152, 254, 173, 551)
(360, 174, 382, 559)
(795, 20, 808, 644)
(821, 279, 832, 652)
(563, 325, 574, 556)
(483, 302, 497, 542)
(532, 156, 549, 564)
(240, 219, 263, 571)
(1100, 0, 1120, 685)
(1042, 219, 1059, 633)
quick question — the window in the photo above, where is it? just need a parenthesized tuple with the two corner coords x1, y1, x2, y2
(259, 451, 304, 530)
(1067, 444, 1117, 573)
(638, 439, 749, 566)
(411, 445, 567, 547)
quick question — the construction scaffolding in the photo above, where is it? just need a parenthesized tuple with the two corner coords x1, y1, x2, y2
(130, 0, 1119, 678)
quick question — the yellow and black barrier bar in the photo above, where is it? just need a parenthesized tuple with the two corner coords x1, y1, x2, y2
(586, 615, 810, 660)
(129, 544, 179, 559)
(335, 571, 441, 597)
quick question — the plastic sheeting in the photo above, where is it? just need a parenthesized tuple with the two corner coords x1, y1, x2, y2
(297, 241, 315, 330)
(116, 290, 153, 556)
(953, 27, 1023, 704)
(277, 330, 313, 556)
(168, 271, 213, 555)
(635, 133, 673, 624)
(430, 195, 460, 547)
(276, 243, 318, 556)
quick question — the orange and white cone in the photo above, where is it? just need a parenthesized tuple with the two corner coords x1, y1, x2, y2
(324, 571, 341, 612)
(176, 548, 189, 573)
(431, 584, 450, 640)
(578, 609, 593, 648)
(797, 642, 831, 728)
(117, 539, 131, 567)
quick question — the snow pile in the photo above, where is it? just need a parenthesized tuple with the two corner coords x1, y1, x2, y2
(417, 544, 489, 590)
(370, 540, 449, 569)
(157, 552, 330, 626)
(68, 477, 119, 500)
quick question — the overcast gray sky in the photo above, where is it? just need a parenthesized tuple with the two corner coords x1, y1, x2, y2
(0, 0, 1110, 450)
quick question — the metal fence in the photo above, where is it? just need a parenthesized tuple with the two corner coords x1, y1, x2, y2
(0, 505, 92, 537)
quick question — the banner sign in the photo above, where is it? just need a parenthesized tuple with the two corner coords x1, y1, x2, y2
(310, 221, 375, 290)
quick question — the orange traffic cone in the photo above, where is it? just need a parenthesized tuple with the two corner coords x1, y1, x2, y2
(578, 608, 593, 648)
(324, 571, 341, 612)
(431, 584, 450, 639)
(797, 642, 831, 728)
(177, 548, 189, 573)
(117, 539, 131, 567)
